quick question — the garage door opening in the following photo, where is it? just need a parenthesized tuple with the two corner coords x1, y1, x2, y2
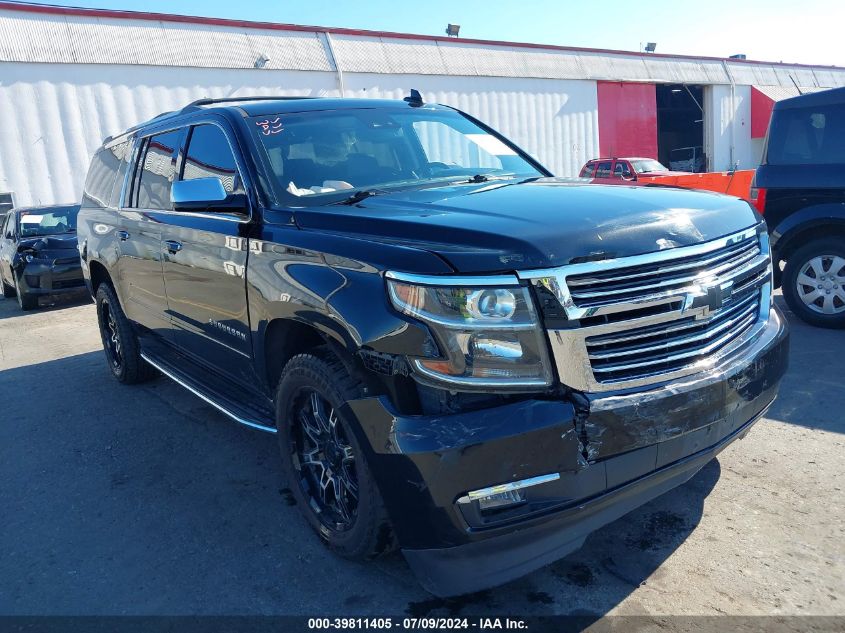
(656, 84, 705, 172)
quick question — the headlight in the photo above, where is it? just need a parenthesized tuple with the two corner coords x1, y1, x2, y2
(386, 273, 553, 389)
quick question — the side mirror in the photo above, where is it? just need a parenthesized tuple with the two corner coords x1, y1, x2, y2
(171, 178, 247, 213)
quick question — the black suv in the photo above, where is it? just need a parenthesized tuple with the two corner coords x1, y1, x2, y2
(0, 204, 84, 310)
(752, 86, 845, 328)
(78, 95, 788, 597)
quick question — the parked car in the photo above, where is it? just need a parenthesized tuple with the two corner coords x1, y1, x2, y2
(752, 86, 845, 328)
(78, 94, 788, 597)
(670, 145, 706, 172)
(0, 204, 84, 310)
(579, 156, 684, 181)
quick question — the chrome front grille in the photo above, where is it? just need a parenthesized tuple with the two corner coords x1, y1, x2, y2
(566, 234, 761, 309)
(519, 227, 773, 392)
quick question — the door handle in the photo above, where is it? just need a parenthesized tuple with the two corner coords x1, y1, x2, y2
(164, 240, 183, 254)
(117, 230, 130, 241)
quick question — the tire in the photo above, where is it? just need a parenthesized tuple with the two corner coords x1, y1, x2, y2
(782, 237, 845, 329)
(275, 348, 396, 560)
(95, 283, 157, 383)
(13, 275, 37, 310)
(2, 277, 15, 298)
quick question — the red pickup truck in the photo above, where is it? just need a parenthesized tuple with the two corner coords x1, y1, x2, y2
(579, 157, 688, 182)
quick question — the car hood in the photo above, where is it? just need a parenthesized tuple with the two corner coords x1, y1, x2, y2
(293, 178, 760, 273)
(18, 232, 79, 258)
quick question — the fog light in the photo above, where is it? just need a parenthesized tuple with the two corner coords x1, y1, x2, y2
(477, 489, 525, 511)
(457, 473, 560, 508)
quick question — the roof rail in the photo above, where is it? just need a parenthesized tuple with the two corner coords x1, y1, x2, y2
(181, 95, 315, 112)
(100, 96, 316, 145)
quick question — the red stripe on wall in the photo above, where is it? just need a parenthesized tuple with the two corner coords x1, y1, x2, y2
(597, 82, 658, 159)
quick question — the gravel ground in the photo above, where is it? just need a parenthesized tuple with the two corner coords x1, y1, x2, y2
(0, 290, 842, 617)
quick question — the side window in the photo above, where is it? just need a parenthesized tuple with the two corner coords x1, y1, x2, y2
(134, 130, 181, 210)
(181, 124, 242, 195)
(613, 161, 633, 178)
(109, 141, 132, 208)
(595, 161, 613, 178)
(82, 146, 120, 209)
(579, 163, 595, 177)
(1, 213, 11, 239)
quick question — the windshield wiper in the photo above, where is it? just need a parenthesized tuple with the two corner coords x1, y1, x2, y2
(331, 189, 389, 206)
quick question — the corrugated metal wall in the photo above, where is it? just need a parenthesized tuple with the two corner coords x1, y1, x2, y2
(0, 63, 341, 205)
(1, 6, 845, 206)
(3, 8, 845, 88)
(0, 63, 599, 206)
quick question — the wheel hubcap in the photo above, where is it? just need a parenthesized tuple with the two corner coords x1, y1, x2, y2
(796, 255, 845, 315)
(292, 390, 358, 531)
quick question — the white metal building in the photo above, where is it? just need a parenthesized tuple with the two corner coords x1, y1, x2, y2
(1, 1, 844, 208)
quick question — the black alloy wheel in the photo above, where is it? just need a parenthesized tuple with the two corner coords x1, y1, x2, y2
(100, 293, 123, 371)
(275, 349, 395, 560)
(291, 388, 359, 531)
(94, 283, 156, 383)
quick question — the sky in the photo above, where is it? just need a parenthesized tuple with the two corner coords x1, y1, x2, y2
(11, 0, 845, 66)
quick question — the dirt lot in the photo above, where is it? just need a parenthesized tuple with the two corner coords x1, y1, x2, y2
(0, 291, 842, 617)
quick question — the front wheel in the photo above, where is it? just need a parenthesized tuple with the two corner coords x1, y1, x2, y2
(2, 277, 15, 298)
(782, 237, 845, 329)
(275, 349, 396, 560)
(95, 283, 156, 383)
(13, 275, 37, 310)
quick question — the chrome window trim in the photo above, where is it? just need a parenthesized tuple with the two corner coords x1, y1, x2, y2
(122, 118, 253, 224)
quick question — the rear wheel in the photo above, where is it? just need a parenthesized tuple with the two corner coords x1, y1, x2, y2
(783, 237, 845, 329)
(95, 283, 156, 383)
(275, 349, 396, 560)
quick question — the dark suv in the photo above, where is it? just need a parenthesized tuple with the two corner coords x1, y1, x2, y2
(0, 204, 84, 310)
(752, 86, 845, 328)
(77, 95, 788, 597)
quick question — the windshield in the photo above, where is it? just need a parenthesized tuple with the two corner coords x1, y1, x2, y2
(251, 107, 543, 205)
(630, 159, 668, 173)
(18, 207, 79, 237)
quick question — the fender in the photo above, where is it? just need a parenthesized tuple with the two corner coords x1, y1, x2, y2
(770, 202, 845, 259)
(76, 208, 122, 300)
(246, 221, 446, 392)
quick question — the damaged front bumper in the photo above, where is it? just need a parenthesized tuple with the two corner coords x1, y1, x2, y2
(345, 306, 788, 597)
(14, 258, 86, 297)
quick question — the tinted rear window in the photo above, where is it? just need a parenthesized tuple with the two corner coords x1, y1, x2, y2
(767, 103, 845, 165)
(135, 130, 181, 210)
(82, 141, 130, 209)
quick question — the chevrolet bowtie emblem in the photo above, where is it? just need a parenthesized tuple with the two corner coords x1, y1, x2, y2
(683, 280, 734, 318)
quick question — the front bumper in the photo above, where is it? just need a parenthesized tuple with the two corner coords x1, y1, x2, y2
(346, 307, 789, 597)
(16, 260, 86, 296)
